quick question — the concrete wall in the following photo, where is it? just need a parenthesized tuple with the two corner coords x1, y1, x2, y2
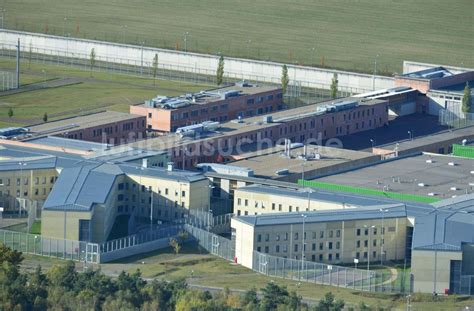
(412, 249, 462, 294)
(41, 209, 92, 241)
(99, 236, 171, 262)
(231, 219, 255, 269)
(0, 30, 394, 93)
(402, 61, 474, 75)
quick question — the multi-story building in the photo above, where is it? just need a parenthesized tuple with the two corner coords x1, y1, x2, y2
(130, 82, 284, 133)
(127, 97, 389, 169)
(41, 162, 210, 243)
(26, 111, 147, 145)
(233, 184, 407, 216)
(231, 204, 408, 267)
(0, 157, 59, 212)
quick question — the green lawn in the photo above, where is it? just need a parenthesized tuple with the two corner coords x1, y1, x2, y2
(0, 58, 210, 127)
(1, 0, 472, 73)
(29, 220, 41, 235)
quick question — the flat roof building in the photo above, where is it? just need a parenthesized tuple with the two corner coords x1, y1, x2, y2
(313, 153, 474, 199)
(130, 82, 283, 132)
(25, 111, 147, 145)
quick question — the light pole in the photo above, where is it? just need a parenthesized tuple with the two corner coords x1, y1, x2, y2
(121, 25, 127, 43)
(365, 224, 375, 290)
(140, 41, 145, 76)
(149, 185, 153, 232)
(301, 214, 307, 280)
(380, 208, 387, 265)
(18, 162, 27, 216)
(370, 139, 375, 148)
(0, 9, 5, 28)
(246, 39, 251, 58)
(183, 32, 190, 53)
(301, 162, 305, 182)
(63, 17, 67, 36)
(373, 54, 379, 91)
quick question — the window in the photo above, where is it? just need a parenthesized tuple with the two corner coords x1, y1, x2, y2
(276, 245, 280, 253)
(181, 191, 186, 197)
(257, 234, 262, 242)
(373, 228, 377, 235)
(294, 232, 298, 240)
(336, 241, 340, 249)
(319, 254, 323, 261)
(356, 240, 361, 248)
(356, 229, 361, 236)
(34, 177, 39, 185)
(265, 234, 269, 242)
(284, 233, 288, 241)
(336, 253, 340, 260)
(118, 194, 124, 201)
(118, 183, 125, 190)
(364, 228, 369, 236)
(364, 252, 368, 259)
(283, 245, 288, 253)
(79, 220, 91, 242)
(328, 254, 333, 261)
(373, 240, 377, 247)
(272, 203, 275, 210)
(364, 240, 368, 247)
(257, 247, 261, 252)
(265, 246, 269, 253)
(312, 243, 316, 251)
(320, 231, 324, 239)
(294, 244, 298, 252)
(278, 204, 282, 211)
(328, 242, 333, 250)
(237, 198, 241, 205)
(276, 234, 280, 241)
(312, 232, 316, 239)
(356, 252, 360, 259)
(329, 230, 333, 238)
(336, 230, 341, 238)
(244, 199, 248, 206)
(388, 226, 396, 232)
(319, 242, 323, 250)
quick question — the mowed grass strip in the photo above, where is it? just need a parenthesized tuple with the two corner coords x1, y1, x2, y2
(0, 59, 210, 126)
(2, 0, 472, 73)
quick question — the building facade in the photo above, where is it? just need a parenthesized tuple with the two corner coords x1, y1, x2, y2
(130, 83, 284, 132)
(231, 206, 408, 268)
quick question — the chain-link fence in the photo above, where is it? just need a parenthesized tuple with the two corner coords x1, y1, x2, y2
(100, 225, 183, 254)
(460, 275, 474, 295)
(184, 224, 410, 294)
(0, 41, 351, 103)
(253, 252, 410, 293)
(0, 70, 17, 91)
(439, 109, 474, 129)
(0, 229, 100, 263)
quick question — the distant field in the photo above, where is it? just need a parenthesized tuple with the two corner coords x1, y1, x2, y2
(0, 59, 210, 127)
(1, 0, 472, 73)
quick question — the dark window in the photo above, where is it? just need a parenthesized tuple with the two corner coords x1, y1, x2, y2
(79, 220, 90, 242)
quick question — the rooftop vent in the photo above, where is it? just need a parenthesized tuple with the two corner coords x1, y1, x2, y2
(428, 192, 437, 196)
(426, 159, 434, 163)
(450, 187, 458, 191)
(275, 168, 289, 175)
(418, 183, 426, 187)
(448, 162, 456, 166)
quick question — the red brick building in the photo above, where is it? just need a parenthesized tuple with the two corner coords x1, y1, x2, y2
(27, 111, 146, 145)
(130, 82, 284, 133)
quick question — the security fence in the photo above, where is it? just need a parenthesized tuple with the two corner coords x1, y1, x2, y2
(184, 224, 235, 261)
(460, 275, 474, 295)
(0, 194, 44, 232)
(0, 42, 351, 102)
(439, 109, 474, 129)
(100, 225, 182, 254)
(0, 70, 17, 91)
(0, 229, 100, 263)
(253, 252, 410, 294)
(184, 224, 411, 294)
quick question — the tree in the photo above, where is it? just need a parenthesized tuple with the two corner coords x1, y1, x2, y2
(330, 73, 338, 99)
(242, 287, 259, 305)
(169, 237, 181, 255)
(7, 108, 13, 118)
(315, 292, 345, 311)
(461, 82, 472, 113)
(152, 53, 159, 86)
(0, 242, 24, 267)
(281, 64, 289, 95)
(43, 112, 48, 122)
(260, 282, 289, 310)
(216, 55, 224, 86)
(89, 48, 96, 77)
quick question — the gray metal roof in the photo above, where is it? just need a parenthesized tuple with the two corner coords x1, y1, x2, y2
(119, 163, 206, 182)
(412, 194, 474, 251)
(0, 156, 58, 171)
(43, 163, 118, 211)
(26, 136, 111, 152)
(237, 184, 432, 209)
(235, 204, 408, 227)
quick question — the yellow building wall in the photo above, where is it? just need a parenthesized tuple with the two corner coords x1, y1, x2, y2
(232, 216, 407, 266)
(412, 249, 462, 294)
(0, 168, 59, 209)
(233, 189, 355, 216)
(41, 210, 92, 241)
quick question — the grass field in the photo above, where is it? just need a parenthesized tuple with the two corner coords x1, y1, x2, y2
(19, 244, 473, 310)
(1, 0, 472, 74)
(0, 58, 210, 127)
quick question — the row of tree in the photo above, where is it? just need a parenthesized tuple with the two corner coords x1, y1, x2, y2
(0, 242, 352, 311)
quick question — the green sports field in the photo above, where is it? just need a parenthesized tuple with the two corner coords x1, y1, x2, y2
(1, 0, 472, 74)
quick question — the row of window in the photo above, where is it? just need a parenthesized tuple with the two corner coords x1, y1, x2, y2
(92, 121, 145, 137)
(116, 204, 185, 220)
(117, 182, 186, 197)
(0, 187, 50, 197)
(0, 176, 57, 186)
(257, 230, 342, 242)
